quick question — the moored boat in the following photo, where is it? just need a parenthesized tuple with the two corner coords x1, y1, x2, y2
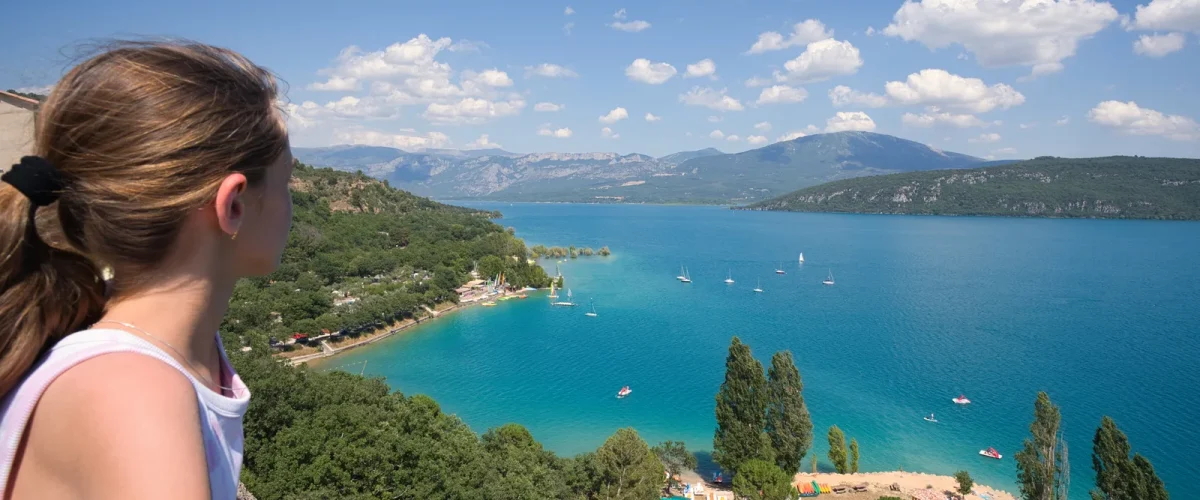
(953, 394, 971, 405)
(617, 386, 632, 398)
(979, 447, 1002, 459)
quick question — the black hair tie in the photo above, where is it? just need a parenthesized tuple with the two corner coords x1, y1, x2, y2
(2, 156, 65, 207)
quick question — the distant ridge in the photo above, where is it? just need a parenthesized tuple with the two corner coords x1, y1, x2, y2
(294, 132, 991, 204)
(742, 156, 1200, 220)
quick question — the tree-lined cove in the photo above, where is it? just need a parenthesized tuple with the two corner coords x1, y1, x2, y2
(228, 170, 1192, 498)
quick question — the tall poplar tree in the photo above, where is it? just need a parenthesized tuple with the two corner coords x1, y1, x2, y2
(713, 337, 772, 475)
(765, 351, 813, 475)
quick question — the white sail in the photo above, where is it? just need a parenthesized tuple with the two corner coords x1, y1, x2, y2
(799, 252, 805, 263)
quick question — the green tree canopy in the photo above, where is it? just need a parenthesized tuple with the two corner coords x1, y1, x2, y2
(651, 441, 697, 489)
(1091, 416, 1169, 500)
(731, 459, 793, 500)
(954, 470, 974, 496)
(765, 351, 813, 475)
(827, 426, 849, 474)
(713, 337, 773, 475)
(1015, 392, 1069, 500)
(595, 428, 664, 500)
(849, 438, 859, 474)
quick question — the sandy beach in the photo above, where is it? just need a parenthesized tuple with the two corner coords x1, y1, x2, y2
(677, 469, 1014, 500)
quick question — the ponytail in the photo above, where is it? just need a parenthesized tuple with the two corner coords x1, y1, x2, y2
(0, 163, 105, 397)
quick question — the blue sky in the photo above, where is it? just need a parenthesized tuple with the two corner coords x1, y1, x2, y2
(4, 0, 1198, 159)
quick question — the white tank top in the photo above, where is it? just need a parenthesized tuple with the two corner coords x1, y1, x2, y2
(0, 329, 251, 499)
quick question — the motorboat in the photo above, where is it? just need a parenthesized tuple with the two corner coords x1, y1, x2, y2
(953, 394, 971, 405)
(979, 447, 1002, 460)
(617, 386, 632, 398)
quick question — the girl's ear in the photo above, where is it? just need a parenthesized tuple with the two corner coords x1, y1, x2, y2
(213, 173, 249, 238)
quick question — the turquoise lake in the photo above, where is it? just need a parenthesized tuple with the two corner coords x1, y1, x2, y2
(320, 203, 1200, 497)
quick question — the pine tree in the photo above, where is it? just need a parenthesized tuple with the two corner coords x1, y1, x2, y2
(955, 470, 975, 496)
(765, 351, 813, 475)
(595, 428, 665, 500)
(849, 438, 859, 474)
(732, 459, 792, 500)
(1091, 416, 1169, 500)
(1015, 392, 1069, 500)
(713, 337, 773, 475)
(827, 426, 849, 474)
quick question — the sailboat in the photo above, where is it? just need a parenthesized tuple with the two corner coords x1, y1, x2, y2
(553, 288, 577, 307)
(585, 299, 598, 317)
(822, 270, 835, 286)
(548, 281, 559, 299)
(775, 263, 786, 275)
(753, 279, 763, 293)
(676, 265, 687, 281)
(798, 252, 805, 264)
(680, 267, 692, 283)
(724, 270, 735, 285)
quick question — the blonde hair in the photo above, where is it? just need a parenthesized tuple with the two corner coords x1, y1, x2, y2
(0, 41, 289, 396)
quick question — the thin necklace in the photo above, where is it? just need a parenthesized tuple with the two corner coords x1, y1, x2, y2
(93, 320, 235, 393)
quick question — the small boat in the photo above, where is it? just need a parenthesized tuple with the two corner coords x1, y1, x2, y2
(676, 265, 687, 281)
(775, 262, 786, 275)
(753, 279, 763, 293)
(585, 300, 598, 317)
(923, 413, 938, 423)
(548, 281, 559, 299)
(798, 252, 805, 264)
(724, 270, 735, 285)
(617, 386, 632, 398)
(979, 447, 1002, 460)
(482, 301, 497, 307)
(822, 270, 835, 286)
(553, 289, 577, 307)
(953, 394, 971, 405)
(681, 267, 692, 284)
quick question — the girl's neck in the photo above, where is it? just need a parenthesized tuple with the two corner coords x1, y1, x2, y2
(98, 271, 235, 379)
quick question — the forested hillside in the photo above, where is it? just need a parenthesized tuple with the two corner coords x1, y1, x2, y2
(743, 156, 1200, 220)
(224, 163, 673, 499)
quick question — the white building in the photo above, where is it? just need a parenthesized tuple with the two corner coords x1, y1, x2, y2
(0, 91, 39, 169)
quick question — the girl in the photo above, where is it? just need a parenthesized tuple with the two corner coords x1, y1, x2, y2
(0, 41, 293, 499)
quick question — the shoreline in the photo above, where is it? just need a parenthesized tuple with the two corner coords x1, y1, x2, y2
(285, 301, 467, 366)
(679, 469, 1014, 500)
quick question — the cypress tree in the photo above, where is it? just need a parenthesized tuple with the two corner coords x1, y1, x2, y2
(849, 438, 859, 474)
(827, 425, 848, 474)
(1091, 416, 1169, 500)
(1015, 392, 1069, 500)
(765, 351, 813, 475)
(713, 336, 773, 475)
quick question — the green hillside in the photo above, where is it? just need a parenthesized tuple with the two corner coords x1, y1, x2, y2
(743, 156, 1200, 220)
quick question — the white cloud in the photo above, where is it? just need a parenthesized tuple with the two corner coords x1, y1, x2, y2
(754, 121, 772, 132)
(564, 6, 574, 15)
(746, 19, 834, 54)
(534, 102, 564, 112)
(537, 125, 573, 138)
(1088, 100, 1200, 140)
(708, 116, 723, 123)
(448, 40, 488, 52)
(626, 59, 678, 84)
(308, 76, 360, 91)
(464, 69, 513, 87)
(679, 87, 745, 111)
(709, 130, 725, 139)
(883, 0, 1119, 76)
(866, 26, 877, 36)
(1128, 0, 1200, 32)
(777, 39, 863, 83)
(645, 112, 662, 122)
(829, 85, 888, 108)
(968, 132, 1002, 143)
(564, 22, 575, 34)
(525, 63, 579, 78)
(610, 9, 652, 32)
(685, 58, 718, 79)
(599, 107, 629, 124)
(1020, 123, 1036, 129)
(464, 134, 502, 149)
(320, 35, 453, 82)
(423, 97, 525, 125)
(901, 110, 988, 128)
(744, 76, 775, 88)
(1057, 116, 1071, 125)
(825, 111, 877, 132)
(333, 127, 451, 150)
(726, 135, 741, 142)
(884, 69, 1024, 113)
(13, 84, 53, 95)
(747, 135, 768, 145)
(776, 126, 819, 142)
(756, 85, 809, 105)
(993, 147, 1018, 156)
(601, 127, 620, 139)
(1133, 32, 1187, 57)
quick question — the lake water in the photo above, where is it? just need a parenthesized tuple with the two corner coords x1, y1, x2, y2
(320, 203, 1200, 497)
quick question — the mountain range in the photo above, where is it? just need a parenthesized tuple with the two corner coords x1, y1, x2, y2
(294, 132, 992, 204)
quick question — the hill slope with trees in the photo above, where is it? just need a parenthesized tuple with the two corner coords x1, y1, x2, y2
(742, 156, 1200, 220)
